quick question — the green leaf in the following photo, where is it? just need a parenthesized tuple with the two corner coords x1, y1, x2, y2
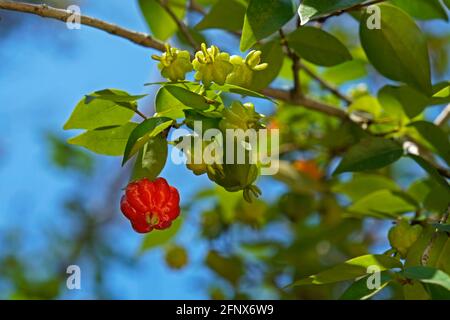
(138, 0, 186, 41)
(347, 190, 418, 218)
(195, 0, 246, 31)
(348, 95, 382, 118)
(155, 86, 191, 119)
(287, 27, 352, 67)
(408, 154, 450, 190)
(340, 272, 392, 300)
(334, 137, 403, 174)
(68, 122, 138, 156)
(240, 0, 295, 51)
(404, 266, 450, 292)
(139, 217, 183, 252)
(291, 254, 402, 286)
(250, 40, 284, 90)
(122, 117, 173, 165)
(433, 224, 450, 233)
(390, 0, 448, 21)
(63, 90, 136, 130)
(408, 179, 450, 213)
(210, 83, 274, 102)
(163, 85, 212, 110)
(321, 60, 367, 85)
(130, 135, 168, 182)
(378, 85, 431, 119)
(360, 4, 432, 95)
(332, 173, 400, 202)
(433, 85, 450, 99)
(85, 89, 147, 103)
(298, 0, 366, 25)
(408, 121, 450, 166)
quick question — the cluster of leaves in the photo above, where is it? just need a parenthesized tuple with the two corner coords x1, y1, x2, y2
(59, 0, 450, 299)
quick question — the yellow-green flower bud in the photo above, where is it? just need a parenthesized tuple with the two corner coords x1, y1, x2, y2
(226, 50, 268, 88)
(192, 43, 234, 86)
(152, 44, 193, 82)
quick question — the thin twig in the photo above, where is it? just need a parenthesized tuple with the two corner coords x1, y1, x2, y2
(315, 0, 387, 23)
(434, 104, 450, 127)
(421, 206, 450, 266)
(159, 0, 199, 50)
(279, 29, 302, 100)
(299, 62, 353, 105)
(0, 0, 166, 51)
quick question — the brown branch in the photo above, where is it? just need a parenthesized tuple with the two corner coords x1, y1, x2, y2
(0, 0, 166, 51)
(435, 104, 450, 127)
(279, 29, 302, 100)
(158, 0, 200, 50)
(421, 206, 449, 266)
(315, 0, 387, 23)
(299, 62, 353, 105)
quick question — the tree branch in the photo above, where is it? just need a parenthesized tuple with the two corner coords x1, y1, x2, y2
(434, 104, 450, 127)
(279, 29, 302, 100)
(315, 0, 387, 23)
(158, 0, 200, 51)
(0, 0, 166, 51)
(299, 61, 353, 105)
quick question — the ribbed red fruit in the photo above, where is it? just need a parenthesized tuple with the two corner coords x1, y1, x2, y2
(120, 177, 180, 233)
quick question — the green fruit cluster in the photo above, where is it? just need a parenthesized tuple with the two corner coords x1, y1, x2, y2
(152, 44, 193, 82)
(388, 219, 423, 258)
(153, 43, 268, 88)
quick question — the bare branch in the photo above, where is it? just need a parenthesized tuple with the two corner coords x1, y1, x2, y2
(0, 0, 166, 51)
(434, 104, 450, 127)
(279, 29, 302, 100)
(158, 0, 200, 50)
(299, 62, 353, 105)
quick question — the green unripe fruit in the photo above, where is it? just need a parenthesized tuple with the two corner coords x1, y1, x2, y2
(192, 43, 234, 86)
(152, 44, 193, 82)
(388, 219, 423, 258)
(226, 50, 268, 88)
(165, 245, 188, 270)
(219, 101, 264, 131)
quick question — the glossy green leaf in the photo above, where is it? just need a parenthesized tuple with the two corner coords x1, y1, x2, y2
(332, 173, 400, 202)
(433, 224, 450, 233)
(334, 137, 403, 174)
(130, 135, 168, 182)
(360, 4, 432, 95)
(404, 267, 450, 292)
(321, 60, 367, 85)
(347, 190, 418, 218)
(138, 0, 186, 41)
(163, 85, 212, 110)
(408, 121, 450, 166)
(63, 90, 136, 130)
(250, 40, 284, 90)
(122, 117, 173, 165)
(240, 0, 295, 51)
(348, 95, 382, 118)
(291, 254, 402, 286)
(298, 0, 366, 25)
(340, 272, 392, 300)
(85, 89, 147, 103)
(287, 27, 352, 67)
(155, 86, 191, 119)
(390, 0, 448, 21)
(68, 122, 138, 156)
(195, 0, 246, 31)
(210, 83, 274, 102)
(378, 85, 431, 119)
(433, 85, 450, 99)
(139, 218, 183, 252)
(408, 179, 450, 213)
(408, 154, 450, 190)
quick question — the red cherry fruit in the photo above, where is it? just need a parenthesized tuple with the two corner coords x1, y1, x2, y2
(120, 177, 180, 233)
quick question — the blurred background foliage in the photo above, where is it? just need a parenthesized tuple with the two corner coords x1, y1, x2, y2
(0, 0, 449, 299)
